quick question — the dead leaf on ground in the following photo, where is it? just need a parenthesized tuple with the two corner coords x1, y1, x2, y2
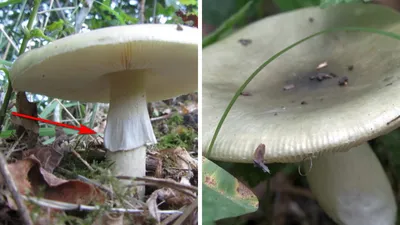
(151, 187, 194, 209)
(146, 190, 161, 222)
(159, 147, 197, 182)
(22, 127, 70, 173)
(0, 157, 105, 210)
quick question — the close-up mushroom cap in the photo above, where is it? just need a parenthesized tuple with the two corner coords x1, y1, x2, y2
(10, 24, 198, 103)
(203, 4, 400, 163)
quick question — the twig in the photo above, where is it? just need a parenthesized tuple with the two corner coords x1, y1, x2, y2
(172, 198, 197, 225)
(42, 0, 54, 30)
(0, 26, 19, 51)
(150, 114, 172, 122)
(152, 0, 157, 23)
(139, 0, 146, 24)
(119, 176, 198, 193)
(22, 195, 182, 214)
(54, 0, 68, 21)
(119, 176, 197, 198)
(0, 68, 13, 131)
(71, 150, 95, 171)
(6, 131, 25, 159)
(2, 42, 11, 60)
(160, 206, 185, 225)
(0, 153, 33, 225)
(387, 115, 400, 125)
(38, 7, 76, 14)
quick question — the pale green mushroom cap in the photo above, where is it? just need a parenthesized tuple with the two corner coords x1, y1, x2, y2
(203, 4, 400, 163)
(10, 24, 198, 103)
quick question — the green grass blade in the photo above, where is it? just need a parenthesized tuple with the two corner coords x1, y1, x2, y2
(0, 0, 22, 8)
(202, 1, 253, 48)
(39, 100, 58, 118)
(0, 127, 78, 138)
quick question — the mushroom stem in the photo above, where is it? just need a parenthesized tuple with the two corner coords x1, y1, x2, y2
(306, 143, 396, 225)
(105, 70, 157, 199)
(107, 146, 147, 198)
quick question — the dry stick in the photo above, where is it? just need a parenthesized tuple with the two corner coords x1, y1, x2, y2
(0, 153, 33, 225)
(152, 0, 157, 23)
(160, 206, 185, 225)
(119, 176, 197, 198)
(74, 171, 144, 208)
(5, 131, 25, 159)
(54, 0, 67, 21)
(71, 150, 95, 171)
(22, 195, 182, 214)
(119, 176, 198, 193)
(172, 198, 198, 225)
(42, 0, 55, 29)
(139, 0, 146, 24)
(0, 26, 19, 51)
(2, 42, 11, 59)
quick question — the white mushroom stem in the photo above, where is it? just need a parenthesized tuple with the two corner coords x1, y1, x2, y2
(306, 143, 396, 225)
(104, 70, 157, 199)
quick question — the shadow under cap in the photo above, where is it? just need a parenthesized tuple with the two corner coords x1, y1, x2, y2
(202, 3, 400, 163)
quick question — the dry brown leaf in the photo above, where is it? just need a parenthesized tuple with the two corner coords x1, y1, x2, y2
(22, 127, 70, 172)
(0, 157, 105, 204)
(146, 190, 161, 222)
(153, 187, 194, 209)
(0, 157, 106, 224)
(0, 158, 35, 195)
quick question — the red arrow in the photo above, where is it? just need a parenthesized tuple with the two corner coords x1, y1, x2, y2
(11, 112, 96, 135)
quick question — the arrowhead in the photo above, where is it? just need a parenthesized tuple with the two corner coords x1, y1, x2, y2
(78, 125, 97, 135)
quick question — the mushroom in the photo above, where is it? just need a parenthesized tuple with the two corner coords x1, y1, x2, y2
(203, 4, 399, 224)
(10, 24, 198, 199)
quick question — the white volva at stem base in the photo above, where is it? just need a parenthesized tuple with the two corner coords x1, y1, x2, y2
(104, 70, 157, 200)
(306, 143, 396, 225)
(107, 146, 146, 199)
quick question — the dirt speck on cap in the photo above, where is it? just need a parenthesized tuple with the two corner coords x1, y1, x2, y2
(238, 39, 252, 46)
(283, 84, 295, 91)
(240, 91, 252, 96)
